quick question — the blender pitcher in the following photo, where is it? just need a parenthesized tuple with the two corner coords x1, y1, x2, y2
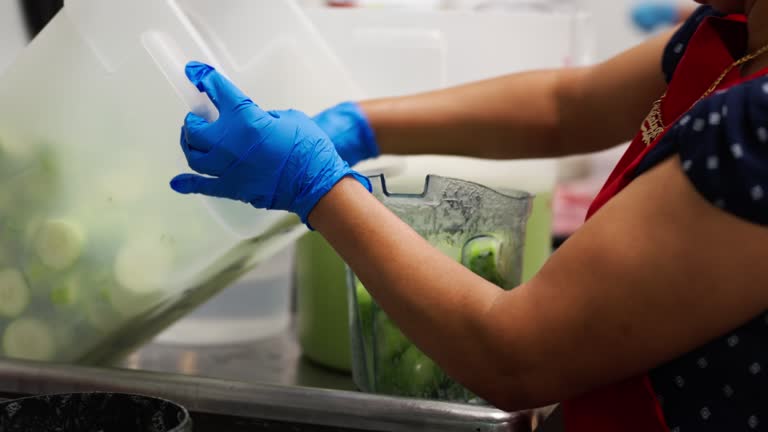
(347, 174, 533, 403)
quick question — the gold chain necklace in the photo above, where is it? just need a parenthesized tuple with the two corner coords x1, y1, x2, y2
(641, 42, 768, 146)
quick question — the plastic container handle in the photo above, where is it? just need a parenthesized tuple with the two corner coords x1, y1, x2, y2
(142, 30, 219, 122)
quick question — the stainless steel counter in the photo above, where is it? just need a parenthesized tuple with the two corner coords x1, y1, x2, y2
(0, 321, 556, 431)
(118, 323, 556, 431)
(123, 322, 358, 392)
(0, 358, 528, 431)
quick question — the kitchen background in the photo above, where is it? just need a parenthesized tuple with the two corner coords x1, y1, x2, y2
(0, 1, 686, 430)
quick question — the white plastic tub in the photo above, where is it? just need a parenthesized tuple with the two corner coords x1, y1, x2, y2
(0, 0, 317, 362)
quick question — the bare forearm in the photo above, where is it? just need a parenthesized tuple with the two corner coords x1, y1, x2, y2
(307, 158, 768, 412)
(360, 70, 567, 159)
(359, 30, 672, 160)
(309, 178, 511, 399)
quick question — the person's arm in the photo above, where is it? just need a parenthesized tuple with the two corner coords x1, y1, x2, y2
(355, 29, 674, 160)
(309, 157, 768, 410)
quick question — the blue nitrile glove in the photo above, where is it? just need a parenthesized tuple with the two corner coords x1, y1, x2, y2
(170, 61, 372, 225)
(631, 2, 679, 33)
(312, 101, 380, 167)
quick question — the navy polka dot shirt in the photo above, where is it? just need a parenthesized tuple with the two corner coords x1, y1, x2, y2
(633, 6, 768, 431)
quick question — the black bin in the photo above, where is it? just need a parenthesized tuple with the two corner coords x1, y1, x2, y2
(0, 392, 192, 432)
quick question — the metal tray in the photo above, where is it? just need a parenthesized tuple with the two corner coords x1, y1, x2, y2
(0, 358, 543, 431)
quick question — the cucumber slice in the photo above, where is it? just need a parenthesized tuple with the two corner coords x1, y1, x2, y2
(33, 219, 85, 271)
(0, 269, 30, 318)
(114, 236, 174, 295)
(462, 236, 505, 287)
(22, 258, 51, 290)
(112, 236, 174, 317)
(50, 274, 80, 306)
(2, 318, 55, 361)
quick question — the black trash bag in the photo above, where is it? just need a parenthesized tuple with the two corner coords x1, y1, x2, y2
(0, 392, 192, 432)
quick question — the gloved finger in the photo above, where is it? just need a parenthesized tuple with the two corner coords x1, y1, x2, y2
(179, 127, 226, 176)
(170, 173, 226, 198)
(184, 112, 214, 152)
(179, 126, 205, 161)
(185, 61, 259, 114)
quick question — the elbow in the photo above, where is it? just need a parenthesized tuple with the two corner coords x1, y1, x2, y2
(452, 347, 562, 412)
(460, 315, 564, 411)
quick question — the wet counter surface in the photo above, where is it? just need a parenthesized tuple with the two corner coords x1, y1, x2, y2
(122, 322, 562, 431)
(123, 322, 358, 393)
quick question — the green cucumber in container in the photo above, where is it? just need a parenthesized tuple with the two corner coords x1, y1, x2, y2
(463, 236, 505, 287)
(0, 268, 30, 318)
(398, 345, 440, 397)
(49, 273, 81, 306)
(111, 236, 174, 318)
(33, 219, 85, 271)
(356, 238, 506, 401)
(375, 311, 411, 362)
(356, 280, 374, 336)
(2, 317, 55, 361)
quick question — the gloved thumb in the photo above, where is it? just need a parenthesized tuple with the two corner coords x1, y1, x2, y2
(170, 173, 225, 198)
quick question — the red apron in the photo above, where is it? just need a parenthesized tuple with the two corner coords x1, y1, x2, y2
(560, 13, 768, 432)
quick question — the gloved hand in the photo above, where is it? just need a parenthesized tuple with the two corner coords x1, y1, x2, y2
(630, 2, 679, 33)
(312, 101, 380, 167)
(170, 61, 372, 225)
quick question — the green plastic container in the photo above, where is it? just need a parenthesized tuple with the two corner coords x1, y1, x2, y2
(295, 231, 352, 372)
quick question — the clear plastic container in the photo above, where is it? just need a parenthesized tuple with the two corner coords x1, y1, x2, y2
(176, 0, 363, 115)
(155, 245, 294, 345)
(385, 156, 555, 283)
(347, 175, 532, 402)
(295, 159, 406, 372)
(147, 0, 366, 347)
(0, 0, 311, 365)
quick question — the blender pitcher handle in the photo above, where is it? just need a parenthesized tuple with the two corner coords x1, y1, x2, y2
(142, 31, 220, 123)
